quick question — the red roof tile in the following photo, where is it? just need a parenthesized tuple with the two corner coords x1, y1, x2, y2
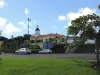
(31, 33, 65, 39)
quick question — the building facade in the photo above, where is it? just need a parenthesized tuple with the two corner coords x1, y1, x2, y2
(30, 25, 66, 45)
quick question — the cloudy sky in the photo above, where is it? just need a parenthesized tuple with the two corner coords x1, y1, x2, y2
(0, 0, 100, 38)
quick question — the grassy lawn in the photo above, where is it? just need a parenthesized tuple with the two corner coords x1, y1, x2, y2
(0, 58, 100, 75)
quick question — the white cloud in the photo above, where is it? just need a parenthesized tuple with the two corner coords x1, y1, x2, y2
(68, 21, 71, 26)
(0, 0, 7, 8)
(0, 17, 22, 37)
(67, 7, 96, 21)
(3, 23, 20, 35)
(0, 17, 7, 27)
(58, 16, 66, 20)
(52, 26, 56, 28)
(0, 0, 4, 8)
(58, 7, 97, 27)
(24, 8, 28, 15)
(17, 21, 26, 27)
(67, 7, 96, 26)
(18, 21, 33, 32)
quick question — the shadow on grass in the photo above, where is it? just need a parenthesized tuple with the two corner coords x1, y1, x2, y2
(91, 61, 100, 74)
(72, 59, 92, 67)
(72, 59, 100, 74)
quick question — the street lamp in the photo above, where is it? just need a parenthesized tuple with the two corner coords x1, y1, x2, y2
(27, 18, 31, 48)
(27, 18, 31, 35)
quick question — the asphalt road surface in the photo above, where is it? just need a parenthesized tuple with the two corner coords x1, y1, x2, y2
(0, 53, 100, 60)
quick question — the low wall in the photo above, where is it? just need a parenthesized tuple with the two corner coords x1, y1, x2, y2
(74, 44, 95, 53)
(50, 44, 66, 53)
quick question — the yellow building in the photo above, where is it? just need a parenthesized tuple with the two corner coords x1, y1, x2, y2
(30, 25, 66, 45)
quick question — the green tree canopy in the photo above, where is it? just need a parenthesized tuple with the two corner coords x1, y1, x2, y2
(68, 13, 100, 39)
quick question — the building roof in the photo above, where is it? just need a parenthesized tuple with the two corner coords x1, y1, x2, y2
(35, 28, 40, 31)
(35, 25, 40, 31)
(31, 33, 65, 39)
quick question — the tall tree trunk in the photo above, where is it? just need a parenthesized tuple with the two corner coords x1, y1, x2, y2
(95, 37, 100, 68)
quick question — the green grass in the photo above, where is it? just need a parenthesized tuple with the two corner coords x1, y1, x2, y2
(0, 58, 100, 75)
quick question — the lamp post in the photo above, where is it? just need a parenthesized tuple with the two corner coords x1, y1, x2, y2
(27, 18, 31, 35)
(27, 18, 31, 48)
(95, 28, 100, 68)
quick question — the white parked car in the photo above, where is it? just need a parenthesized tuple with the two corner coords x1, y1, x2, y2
(15, 48, 31, 55)
(39, 49, 52, 54)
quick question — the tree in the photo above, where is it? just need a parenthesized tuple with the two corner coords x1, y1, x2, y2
(68, 15, 90, 44)
(0, 36, 8, 41)
(68, 13, 100, 68)
(68, 14, 100, 41)
(0, 31, 3, 54)
(30, 40, 34, 43)
(68, 26, 79, 36)
(98, 4, 100, 10)
(94, 5, 100, 68)
(82, 24, 96, 39)
(23, 34, 31, 40)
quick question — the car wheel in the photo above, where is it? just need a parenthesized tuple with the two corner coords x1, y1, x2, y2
(19, 52, 21, 55)
(28, 53, 31, 55)
(23, 52, 25, 55)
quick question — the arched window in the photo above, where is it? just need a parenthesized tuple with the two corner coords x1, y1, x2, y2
(42, 39, 43, 42)
(62, 38, 64, 42)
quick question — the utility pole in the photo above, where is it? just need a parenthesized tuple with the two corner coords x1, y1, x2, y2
(27, 18, 31, 35)
(27, 18, 31, 48)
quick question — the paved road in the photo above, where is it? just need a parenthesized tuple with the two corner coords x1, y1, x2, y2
(0, 53, 100, 60)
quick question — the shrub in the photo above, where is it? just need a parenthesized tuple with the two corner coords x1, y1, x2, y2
(0, 48, 1, 54)
(64, 43, 74, 53)
(29, 45, 41, 54)
(29, 45, 41, 49)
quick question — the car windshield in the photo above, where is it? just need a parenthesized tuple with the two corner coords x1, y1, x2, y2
(42, 49, 50, 51)
(19, 48, 25, 51)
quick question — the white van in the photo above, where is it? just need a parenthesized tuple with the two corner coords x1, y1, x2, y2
(15, 48, 31, 55)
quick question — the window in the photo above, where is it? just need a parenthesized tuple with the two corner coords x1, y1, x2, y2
(55, 40, 57, 43)
(42, 39, 43, 42)
(62, 38, 64, 42)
